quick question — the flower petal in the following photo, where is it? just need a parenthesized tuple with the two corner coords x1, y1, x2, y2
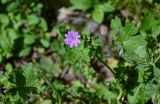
(64, 31, 80, 47)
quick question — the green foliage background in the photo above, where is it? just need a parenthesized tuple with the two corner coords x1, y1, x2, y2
(0, 0, 160, 104)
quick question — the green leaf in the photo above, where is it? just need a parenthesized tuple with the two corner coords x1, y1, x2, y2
(50, 41, 66, 55)
(111, 18, 138, 47)
(1, 0, 11, 4)
(118, 20, 138, 43)
(0, 33, 11, 50)
(27, 14, 40, 26)
(40, 33, 50, 48)
(91, 38, 103, 48)
(5, 63, 13, 74)
(66, 42, 90, 63)
(103, 2, 115, 12)
(82, 28, 91, 36)
(53, 24, 69, 39)
(135, 46, 147, 58)
(22, 63, 39, 87)
(13, 13, 23, 30)
(72, 80, 83, 88)
(111, 17, 122, 30)
(24, 34, 36, 45)
(38, 18, 48, 32)
(123, 35, 148, 63)
(33, 3, 43, 13)
(0, 14, 9, 29)
(0, 34, 12, 50)
(0, 73, 5, 86)
(92, 5, 104, 24)
(40, 38, 50, 48)
(19, 47, 31, 57)
(7, 29, 19, 44)
(39, 56, 54, 73)
(110, 17, 122, 38)
(141, 14, 160, 38)
(8, 63, 39, 101)
(6, 1, 18, 12)
(141, 14, 157, 32)
(80, 48, 90, 62)
(8, 87, 37, 101)
(144, 83, 157, 97)
(96, 83, 117, 100)
(0, 33, 12, 58)
(70, 0, 92, 10)
(127, 85, 142, 104)
(83, 68, 96, 80)
(154, 67, 160, 82)
(152, 21, 160, 38)
(41, 100, 52, 104)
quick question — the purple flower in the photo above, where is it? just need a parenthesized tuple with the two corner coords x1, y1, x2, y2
(65, 31, 80, 47)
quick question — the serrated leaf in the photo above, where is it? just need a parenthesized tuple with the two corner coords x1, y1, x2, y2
(8, 87, 37, 101)
(123, 35, 148, 63)
(80, 48, 90, 62)
(144, 83, 157, 97)
(53, 80, 65, 90)
(91, 38, 103, 48)
(8, 63, 39, 102)
(66, 41, 90, 63)
(154, 67, 160, 82)
(135, 46, 147, 58)
(110, 17, 122, 38)
(118, 20, 138, 43)
(111, 17, 122, 30)
(22, 63, 39, 87)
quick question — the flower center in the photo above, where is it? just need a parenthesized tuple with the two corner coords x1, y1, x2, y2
(72, 36, 76, 40)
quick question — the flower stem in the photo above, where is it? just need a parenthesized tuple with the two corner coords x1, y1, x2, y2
(95, 54, 116, 74)
(39, 69, 61, 104)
